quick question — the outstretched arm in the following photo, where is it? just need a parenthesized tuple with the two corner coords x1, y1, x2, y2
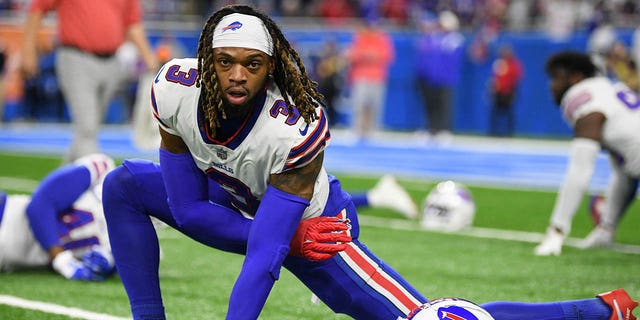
(226, 153, 324, 320)
(126, 23, 159, 73)
(20, 10, 43, 79)
(159, 129, 252, 244)
(27, 163, 109, 281)
(159, 130, 349, 253)
(27, 165, 92, 258)
(548, 112, 604, 234)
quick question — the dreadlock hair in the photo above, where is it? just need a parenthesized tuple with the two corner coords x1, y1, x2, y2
(545, 51, 597, 78)
(196, 5, 325, 138)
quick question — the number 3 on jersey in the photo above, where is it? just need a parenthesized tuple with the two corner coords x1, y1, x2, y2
(165, 65, 197, 87)
(617, 87, 640, 110)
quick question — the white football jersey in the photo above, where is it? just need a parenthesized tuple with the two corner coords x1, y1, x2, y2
(0, 190, 108, 271)
(0, 154, 113, 271)
(561, 77, 640, 177)
(152, 58, 331, 219)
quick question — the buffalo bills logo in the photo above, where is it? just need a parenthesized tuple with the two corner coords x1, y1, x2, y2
(438, 306, 480, 320)
(222, 21, 243, 32)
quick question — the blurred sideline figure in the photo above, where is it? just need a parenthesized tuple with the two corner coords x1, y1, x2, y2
(535, 51, 640, 256)
(345, 15, 395, 142)
(415, 10, 465, 144)
(132, 36, 187, 151)
(20, 0, 158, 163)
(606, 41, 639, 93)
(488, 44, 523, 137)
(0, 154, 116, 281)
(587, 22, 616, 76)
(0, 39, 6, 124)
(313, 39, 343, 127)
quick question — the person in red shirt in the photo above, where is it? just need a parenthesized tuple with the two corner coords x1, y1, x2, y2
(489, 44, 523, 136)
(345, 17, 395, 142)
(20, 0, 158, 163)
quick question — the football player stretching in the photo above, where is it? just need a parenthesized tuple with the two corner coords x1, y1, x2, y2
(103, 5, 638, 320)
(536, 51, 640, 256)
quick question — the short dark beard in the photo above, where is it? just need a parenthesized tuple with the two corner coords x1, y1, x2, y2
(222, 94, 259, 119)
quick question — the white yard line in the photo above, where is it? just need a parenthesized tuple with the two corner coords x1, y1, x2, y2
(0, 295, 130, 320)
(358, 215, 640, 255)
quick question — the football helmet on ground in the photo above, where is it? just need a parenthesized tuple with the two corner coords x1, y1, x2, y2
(406, 298, 495, 320)
(421, 181, 475, 232)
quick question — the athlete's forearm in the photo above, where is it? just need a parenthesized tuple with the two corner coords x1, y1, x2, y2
(27, 165, 92, 251)
(21, 11, 44, 78)
(226, 185, 309, 319)
(126, 23, 158, 72)
(549, 138, 600, 233)
(159, 148, 251, 244)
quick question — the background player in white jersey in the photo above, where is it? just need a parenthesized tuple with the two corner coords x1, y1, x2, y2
(535, 51, 640, 256)
(102, 5, 638, 320)
(0, 153, 115, 281)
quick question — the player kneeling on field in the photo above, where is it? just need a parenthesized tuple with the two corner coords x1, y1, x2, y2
(535, 50, 640, 256)
(0, 154, 116, 281)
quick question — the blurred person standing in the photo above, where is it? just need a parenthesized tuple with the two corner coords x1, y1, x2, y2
(20, 0, 159, 163)
(345, 16, 395, 142)
(132, 36, 187, 151)
(415, 10, 464, 144)
(587, 18, 616, 76)
(314, 39, 343, 127)
(0, 39, 6, 124)
(488, 44, 523, 137)
(606, 41, 639, 92)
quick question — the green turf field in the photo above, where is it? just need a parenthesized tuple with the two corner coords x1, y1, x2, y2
(0, 152, 638, 320)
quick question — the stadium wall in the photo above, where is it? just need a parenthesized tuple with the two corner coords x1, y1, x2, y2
(4, 25, 636, 138)
(148, 27, 635, 138)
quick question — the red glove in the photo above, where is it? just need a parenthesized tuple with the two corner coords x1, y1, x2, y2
(290, 216, 352, 261)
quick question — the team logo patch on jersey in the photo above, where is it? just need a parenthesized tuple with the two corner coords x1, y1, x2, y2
(222, 21, 243, 32)
(216, 148, 228, 160)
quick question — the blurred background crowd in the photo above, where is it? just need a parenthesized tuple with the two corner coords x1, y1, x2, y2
(0, 0, 640, 29)
(0, 0, 639, 142)
(2, 0, 639, 30)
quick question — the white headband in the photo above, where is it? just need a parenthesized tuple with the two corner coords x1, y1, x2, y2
(212, 13, 273, 56)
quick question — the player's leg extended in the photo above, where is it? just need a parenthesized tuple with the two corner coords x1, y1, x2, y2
(103, 160, 174, 319)
(284, 202, 426, 319)
(482, 288, 638, 320)
(103, 159, 249, 319)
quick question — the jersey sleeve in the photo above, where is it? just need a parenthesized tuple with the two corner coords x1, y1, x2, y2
(561, 78, 614, 125)
(282, 107, 331, 171)
(150, 58, 199, 136)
